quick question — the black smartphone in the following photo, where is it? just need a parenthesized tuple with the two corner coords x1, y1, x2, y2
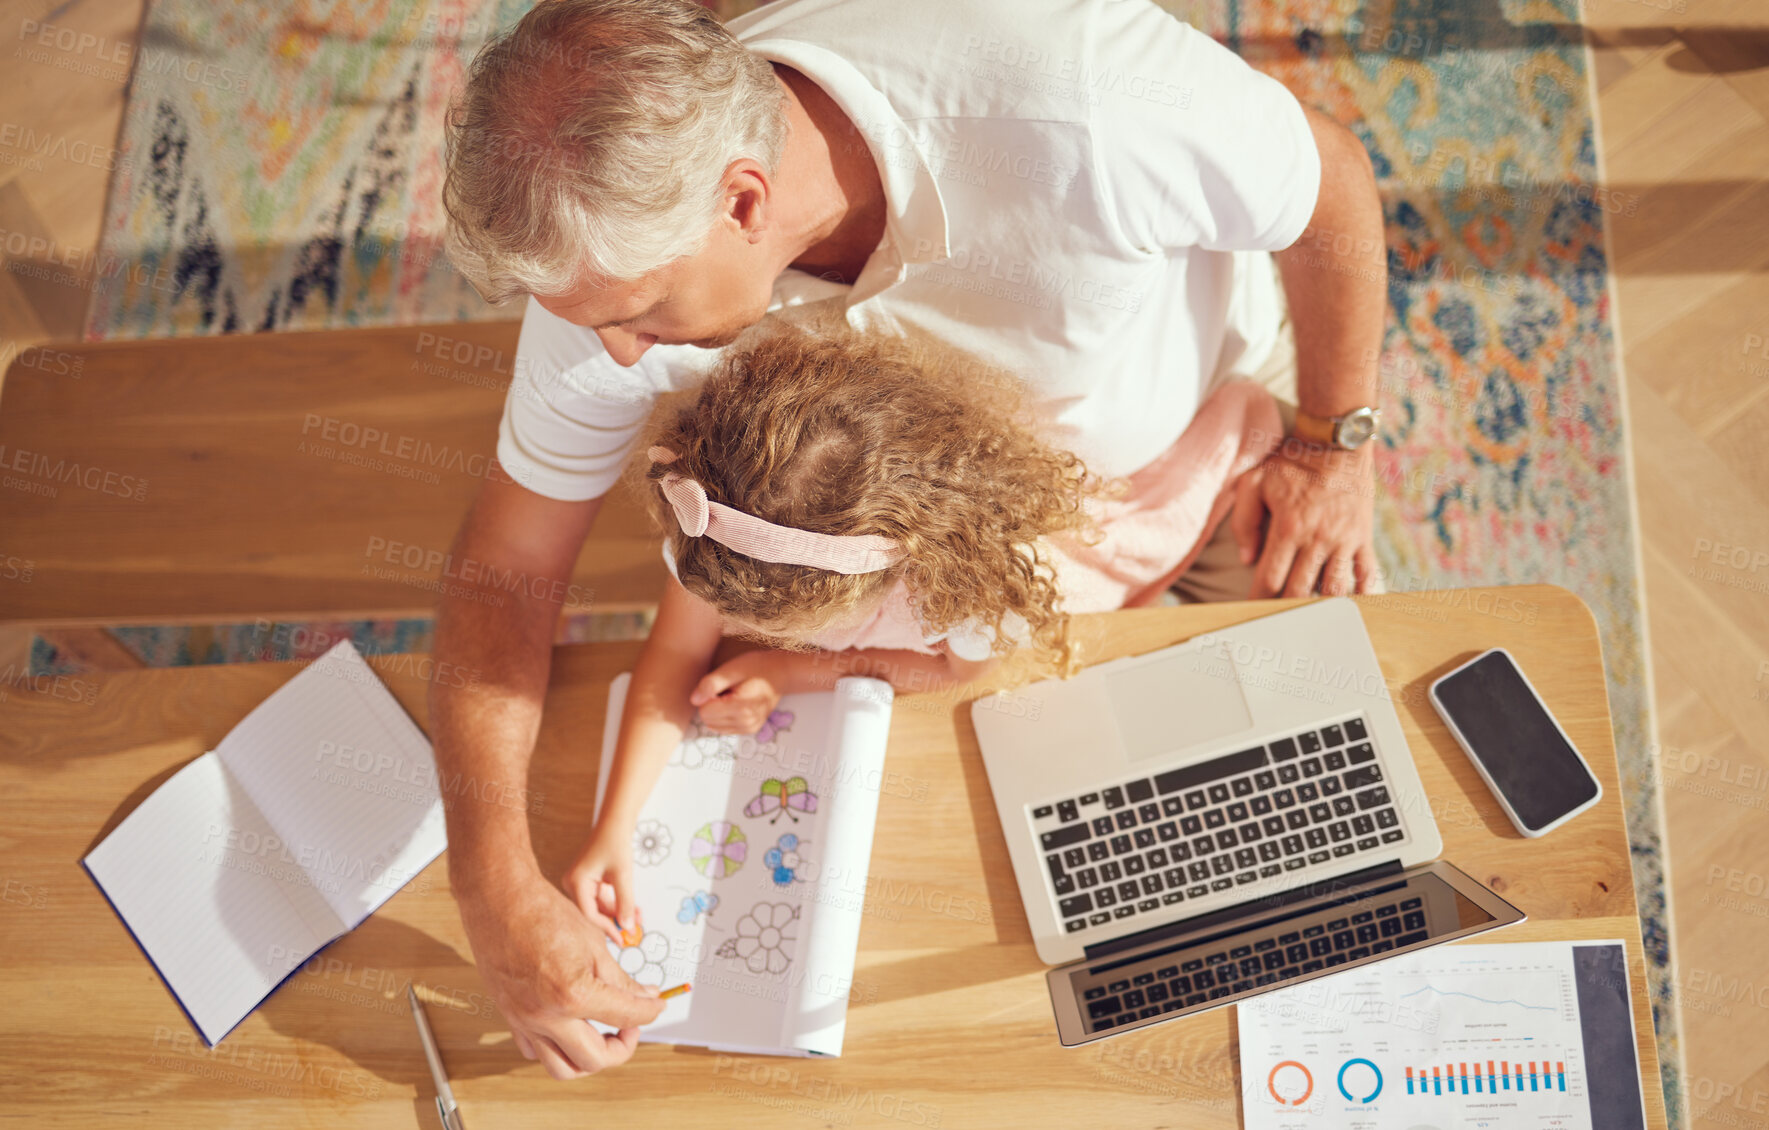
(1428, 648, 1603, 837)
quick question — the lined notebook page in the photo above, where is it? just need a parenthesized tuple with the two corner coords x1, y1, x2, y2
(215, 641, 446, 928)
(83, 755, 337, 1045)
(594, 674, 893, 1056)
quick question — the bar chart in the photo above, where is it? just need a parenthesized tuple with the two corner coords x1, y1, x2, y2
(1403, 1059, 1569, 1095)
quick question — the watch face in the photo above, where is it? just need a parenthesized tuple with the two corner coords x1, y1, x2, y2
(1335, 408, 1379, 449)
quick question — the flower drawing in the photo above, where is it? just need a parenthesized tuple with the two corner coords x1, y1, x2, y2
(690, 820, 748, 878)
(671, 715, 743, 769)
(716, 902, 799, 975)
(671, 709, 793, 768)
(610, 926, 670, 987)
(671, 728, 731, 770)
(764, 833, 809, 886)
(633, 820, 672, 867)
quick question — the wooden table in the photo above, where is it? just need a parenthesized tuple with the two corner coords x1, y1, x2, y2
(0, 324, 668, 626)
(0, 586, 1665, 1128)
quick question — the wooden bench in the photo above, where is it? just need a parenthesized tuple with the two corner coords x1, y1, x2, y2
(0, 323, 668, 626)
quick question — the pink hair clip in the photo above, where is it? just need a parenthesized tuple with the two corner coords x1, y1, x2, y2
(648, 446, 904, 575)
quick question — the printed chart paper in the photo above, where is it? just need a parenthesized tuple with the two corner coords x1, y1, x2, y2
(1238, 940, 1649, 1130)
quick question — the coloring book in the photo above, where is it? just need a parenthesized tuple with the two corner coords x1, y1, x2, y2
(595, 673, 895, 1057)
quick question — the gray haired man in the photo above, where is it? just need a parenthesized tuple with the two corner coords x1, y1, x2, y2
(436, 0, 1388, 1077)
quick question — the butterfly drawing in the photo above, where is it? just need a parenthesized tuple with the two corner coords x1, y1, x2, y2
(764, 834, 807, 887)
(744, 776, 818, 824)
(677, 890, 719, 925)
(754, 708, 795, 744)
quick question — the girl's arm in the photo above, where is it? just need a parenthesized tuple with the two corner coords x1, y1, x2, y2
(773, 646, 996, 697)
(692, 645, 998, 734)
(788, 643, 997, 700)
(564, 576, 726, 939)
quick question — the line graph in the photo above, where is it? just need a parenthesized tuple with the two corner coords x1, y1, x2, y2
(1396, 984, 1559, 1013)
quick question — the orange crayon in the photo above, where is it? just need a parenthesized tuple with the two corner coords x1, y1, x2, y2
(659, 983, 692, 1000)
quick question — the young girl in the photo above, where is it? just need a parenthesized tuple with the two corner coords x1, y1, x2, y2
(567, 325, 1280, 941)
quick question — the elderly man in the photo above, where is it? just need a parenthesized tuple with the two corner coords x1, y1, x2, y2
(435, 0, 1387, 1078)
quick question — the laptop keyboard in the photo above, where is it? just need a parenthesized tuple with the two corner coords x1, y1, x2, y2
(1030, 715, 1408, 935)
(1079, 890, 1432, 1034)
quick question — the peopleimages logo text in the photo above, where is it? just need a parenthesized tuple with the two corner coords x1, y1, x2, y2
(363, 536, 595, 607)
(0, 443, 147, 500)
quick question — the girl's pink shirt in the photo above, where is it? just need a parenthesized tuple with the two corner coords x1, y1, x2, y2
(797, 379, 1282, 657)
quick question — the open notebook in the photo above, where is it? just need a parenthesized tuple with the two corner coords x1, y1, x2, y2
(595, 673, 895, 1057)
(83, 640, 445, 1045)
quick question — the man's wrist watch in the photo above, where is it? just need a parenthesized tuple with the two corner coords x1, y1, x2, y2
(1291, 406, 1381, 451)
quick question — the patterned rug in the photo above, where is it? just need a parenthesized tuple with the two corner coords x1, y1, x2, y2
(30, 608, 655, 672)
(84, 0, 531, 336)
(85, 0, 1679, 1119)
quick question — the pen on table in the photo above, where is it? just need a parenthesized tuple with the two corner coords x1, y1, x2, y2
(407, 983, 466, 1130)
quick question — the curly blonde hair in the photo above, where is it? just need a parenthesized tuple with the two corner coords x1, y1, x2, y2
(637, 325, 1099, 673)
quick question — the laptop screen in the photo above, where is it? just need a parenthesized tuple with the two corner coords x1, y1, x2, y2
(1051, 861, 1522, 1046)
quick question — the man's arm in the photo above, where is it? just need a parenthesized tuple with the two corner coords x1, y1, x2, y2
(1080, 8, 1381, 597)
(1231, 103, 1388, 598)
(429, 470, 664, 1078)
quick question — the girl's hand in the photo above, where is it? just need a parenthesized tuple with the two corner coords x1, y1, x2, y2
(690, 650, 790, 735)
(563, 824, 640, 946)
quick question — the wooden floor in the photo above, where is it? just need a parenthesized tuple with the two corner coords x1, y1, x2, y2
(3, 0, 1766, 1123)
(1583, 0, 1769, 1124)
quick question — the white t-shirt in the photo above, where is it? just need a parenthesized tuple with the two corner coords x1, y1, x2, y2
(498, 0, 1321, 501)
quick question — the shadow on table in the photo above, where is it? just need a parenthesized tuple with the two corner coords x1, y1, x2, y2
(255, 913, 527, 1085)
(945, 698, 1037, 944)
(1406, 655, 1536, 842)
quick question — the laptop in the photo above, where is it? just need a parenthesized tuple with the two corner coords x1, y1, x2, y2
(969, 598, 1526, 1045)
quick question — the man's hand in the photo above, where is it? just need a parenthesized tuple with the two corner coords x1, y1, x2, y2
(455, 867, 663, 1080)
(689, 650, 789, 734)
(1230, 442, 1381, 598)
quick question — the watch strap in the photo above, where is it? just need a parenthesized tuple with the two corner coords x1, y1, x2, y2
(1290, 411, 1338, 447)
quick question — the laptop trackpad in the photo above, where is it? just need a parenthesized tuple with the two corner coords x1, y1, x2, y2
(1104, 652, 1252, 763)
